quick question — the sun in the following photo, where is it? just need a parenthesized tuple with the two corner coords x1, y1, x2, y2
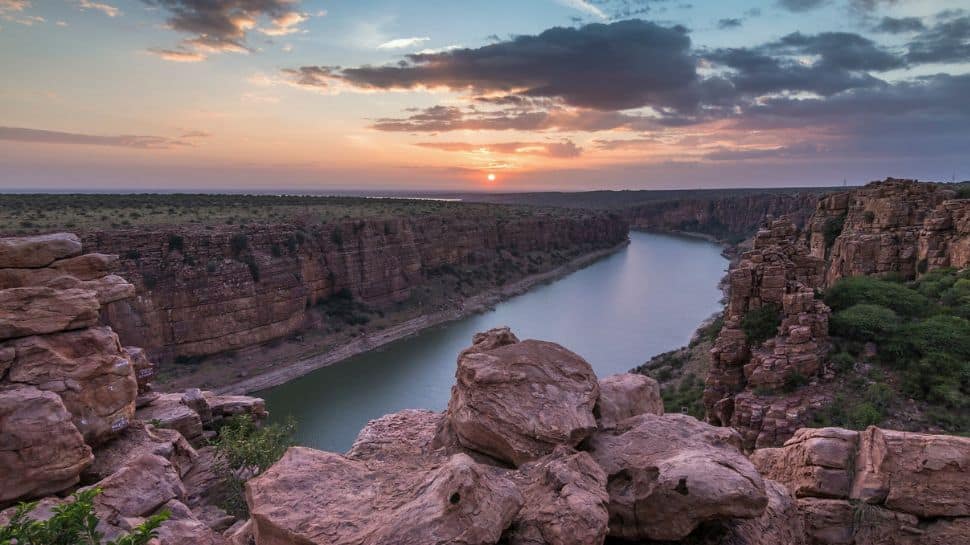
(487, 173, 496, 182)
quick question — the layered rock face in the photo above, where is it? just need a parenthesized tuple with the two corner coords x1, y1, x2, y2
(705, 219, 831, 450)
(751, 426, 970, 545)
(1, 233, 268, 545)
(244, 328, 782, 545)
(624, 191, 822, 241)
(81, 214, 628, 362)
(808, 178, 968, 285)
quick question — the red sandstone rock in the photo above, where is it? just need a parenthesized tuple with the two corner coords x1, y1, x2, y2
(153, 499, 229, 545)
(444, 335, 599, 466)
(347, 408, 444, 463)
(50, 253, 119, 280)
(0, 286, 101, 340)
(89, 453, 186, 520)
(3, 326, 137, 444)
(136, 393, 204, 443)
(751, 427, 858, 499)
(85, 420, 197, 481)
(595, 373, 663, 429)
(0, 386, 93, 503)
(702, 480, 807, 545)
(506, 447, 609, 545)
(0, 232, 82, 268)
(586, 413, 768, 541)
(246, 447, 523, 545)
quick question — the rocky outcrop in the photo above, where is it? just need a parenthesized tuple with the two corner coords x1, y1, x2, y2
(704, 219, 831, 449)
(594, 373, 663, 429)
(443, 332, 600, 466)
(587, 413, 768, 541)
(751, 425, 970, 545)
(82, 214, 628, 363)
(0, 233, 267, 545)
(808, 178, 967, 285)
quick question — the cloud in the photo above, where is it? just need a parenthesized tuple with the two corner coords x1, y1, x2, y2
(289, 20, 700, 112)
(370, 105, 664, 133)
(377, 36, 431, 49)
(142, 0, 308, 60)
(703, 142, 825, 161)
(872, 16, 925, 33)
(717, 18, 742, 29)
(905, 14, 970, 64)
(776, 0, 826, 12)
(556, 0, 607, 20)
(279, 65, 334, 89)
(0, 0, 44, 25)
(77, 0, 120, 17)
(0, 126, 200, 149)
(147, 48, 206, 62)
(416, 139, 582, 158)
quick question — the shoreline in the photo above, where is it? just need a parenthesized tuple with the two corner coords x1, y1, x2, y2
(215, 239, 631, 395)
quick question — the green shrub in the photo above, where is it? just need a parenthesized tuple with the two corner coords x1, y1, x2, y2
(211, 414, 296, 517)
(830, 304, 900, 342)
(0, 488, 169, 545)
(660, 373, 705, 418)
(741, 303, 782, 346)
(783, 371, 809, 393)
(167, 234, 184, 252)
(824, 276, 932, 318)
(330, 227, 343, 246)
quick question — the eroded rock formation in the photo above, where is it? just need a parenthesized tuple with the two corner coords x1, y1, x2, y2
(82, 214, 627, 363)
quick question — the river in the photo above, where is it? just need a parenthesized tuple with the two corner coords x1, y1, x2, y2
(261, 231, 728, 452)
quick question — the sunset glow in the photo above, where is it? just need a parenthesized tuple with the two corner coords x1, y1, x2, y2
(0, 0, 967, 191)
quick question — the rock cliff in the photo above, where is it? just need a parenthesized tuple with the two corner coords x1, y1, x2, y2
(80, 214, 627, 364)
(0, 232, 267, 544)
(808, 178, 968, 285)
(703, 178, 969, 450)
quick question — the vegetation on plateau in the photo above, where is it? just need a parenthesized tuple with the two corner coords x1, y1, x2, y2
(0, 489, 168, 545)
(818, 270, 970, 433)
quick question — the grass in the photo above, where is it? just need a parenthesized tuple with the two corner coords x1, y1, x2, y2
(0, 193, 599, 235)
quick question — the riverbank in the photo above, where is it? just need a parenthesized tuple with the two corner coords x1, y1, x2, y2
(203, 239, 630, 395)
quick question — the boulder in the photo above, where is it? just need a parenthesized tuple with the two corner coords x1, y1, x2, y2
(136, 393, 204, 443)
(125, 345, 156, 394)
(0, 233, 82, 268)
(50, 253, 119, 280)
(3, 327, 137, 444)
(347, 409, 444, 464)
(586, 413, 768, 541)
(851, 426, 970, 517)
(459, 326, 520, 357)
(246, 447, 522, 545)
(153, 500, 229, 545)
(0, 286, 100, 340)
(90, 453, 185, 521)
(203, 392, 268, 421)
(595, 373, 663, 429)
(444, 335, 599, 466)
(0, 386, 93, 503)
(85, 420, 197, 481)
(506, 447, 609, 545)
(751, 427, 858, 499)
(796, 498, 928, 545)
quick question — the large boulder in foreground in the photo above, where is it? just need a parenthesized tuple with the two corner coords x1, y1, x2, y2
(246, 446, 522, 545)
(0, 386, 93, 503)
(0, 232, 82, 268)
(852, 426, 970, 518)
(587, 413, 768, 541)
(506, 446, 609, 545)
(0, 286, 100, 340)
(444, 330, 599, 466)
(3, 326, 137, 444)
(751, 427, 858, 499)
(595, 373, 663, 429)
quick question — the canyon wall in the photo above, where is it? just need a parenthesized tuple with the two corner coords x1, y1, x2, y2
(704, 179, 969, 450)
(623, 191, 823, 241)
(807, 178, 968, 285)
(80, 213, 628, 363)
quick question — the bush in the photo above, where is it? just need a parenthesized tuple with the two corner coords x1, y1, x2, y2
(0, 488, 169, 545)
(242, 254, 260, 282)
(782, 371, 809, 393)
(330, 227, 343, 247)
(211, 414, 296, 517)
(230, 233, 248, 257)
(741, 303, 782, 346)
(824, 276, 932, 318)
(660, 373, 706, 418)
(167, 234, 184, 252)
(830, 304, 900, 342)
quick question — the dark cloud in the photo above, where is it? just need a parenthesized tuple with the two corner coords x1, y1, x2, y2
(776, 0, 826, 13)
(0, 126, 197, 149)
(848, 0, 900, 13)
(370, 105, 664, 133)
(280, 66, 335, 89)
(905, 15, 970, 64)
(415, 139, 582, 158)
(873, 16, 925, 33)
(717, 18, 742, 29)
(143, 0, 307, 58)
(293, 20, 701, 112)
(703, 142, 825, 161)
(767, 32, 904, 71)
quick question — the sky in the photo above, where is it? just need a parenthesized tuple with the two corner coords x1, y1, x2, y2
(0, 0, 968, 192)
